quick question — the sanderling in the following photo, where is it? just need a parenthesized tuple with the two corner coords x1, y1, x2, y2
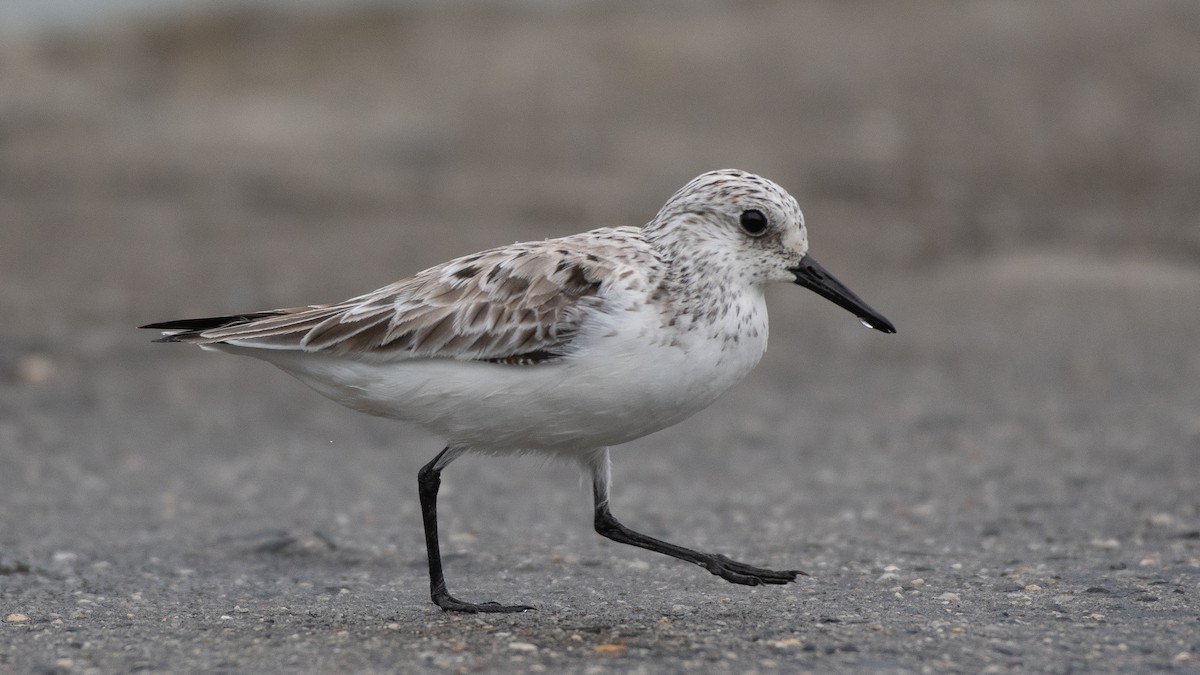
(142, 169, 895, 613)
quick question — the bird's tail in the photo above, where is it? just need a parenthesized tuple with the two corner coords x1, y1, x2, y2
(139, 312, 288, 343)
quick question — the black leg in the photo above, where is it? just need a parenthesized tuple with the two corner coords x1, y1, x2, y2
(589, 449, 804, 585)
(418, 447, 534, 613)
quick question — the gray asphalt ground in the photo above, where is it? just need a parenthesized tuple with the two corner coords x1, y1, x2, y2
(2, 2, 1199, 673)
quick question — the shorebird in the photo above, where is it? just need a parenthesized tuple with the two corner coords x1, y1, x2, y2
(142, 169, 895, 612)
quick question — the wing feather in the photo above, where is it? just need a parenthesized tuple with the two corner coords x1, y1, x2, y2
(144, 228, 652, 364)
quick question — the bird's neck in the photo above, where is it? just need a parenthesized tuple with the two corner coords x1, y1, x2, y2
(651, 247, 764, 334)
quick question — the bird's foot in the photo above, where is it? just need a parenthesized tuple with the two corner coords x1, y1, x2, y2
(433, 590, 535, 613)
(701, 554, 807, 585)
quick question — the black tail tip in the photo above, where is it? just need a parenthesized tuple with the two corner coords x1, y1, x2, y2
(139, 311, 286, 336)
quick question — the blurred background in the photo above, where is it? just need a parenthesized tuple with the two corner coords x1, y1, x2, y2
(1, 1, 1198, 669)
(4, 0, 1197, 295)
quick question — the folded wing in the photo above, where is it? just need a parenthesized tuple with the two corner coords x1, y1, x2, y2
(141, 236, 633, 364)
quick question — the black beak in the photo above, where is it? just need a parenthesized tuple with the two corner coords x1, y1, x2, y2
(789, 254, 896, 334)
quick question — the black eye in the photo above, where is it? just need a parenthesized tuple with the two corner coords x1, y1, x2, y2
(739, 209, 769, 236)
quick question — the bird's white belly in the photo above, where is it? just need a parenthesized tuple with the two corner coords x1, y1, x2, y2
(239, 314, 768, 454)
